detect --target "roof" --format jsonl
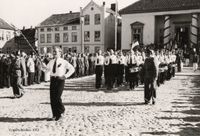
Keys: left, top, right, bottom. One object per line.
{"left": 119, "top": 0, "right": 200, "bottom": 15}
{"left": 0, "top": 18, "right": 14, "bottom": 30}
{"left": 38, "top": 12, "right": 80, "bottom": 27}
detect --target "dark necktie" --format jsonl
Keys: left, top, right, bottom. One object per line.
{"left": 110, "top": 58, "right": 112, "bottom": 64}
{"left": 97, "top": 58, "right": 99, "bottom": 64}
{"left": 53, "top": 59, "right": 57, "bottom": 73}
{"left": 130, "top": 57, "right": 132, "bottom": 64}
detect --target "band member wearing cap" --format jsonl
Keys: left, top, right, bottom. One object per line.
{"left": 43, "top": 47, "right": 75, "bottom": 121}
{"left": 95, "top": 50, "right": 104, "bottom": 89}
{"left": 143, "top": 49, "right": 158, "bottom": 104}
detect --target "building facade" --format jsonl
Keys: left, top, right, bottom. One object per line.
{"left": 120, "top": 0, "right": 200, "bottom": 52}
{"left": 36, "top": 0, "right": 118, "bottom": 54}
{"left": 0, "top": 18, "right": 14, "bottom": 52}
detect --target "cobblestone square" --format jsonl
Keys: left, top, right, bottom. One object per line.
{"left": 0, "top": 68, "right": 199, "bottom": 136}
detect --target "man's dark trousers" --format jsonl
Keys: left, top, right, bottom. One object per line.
{"left": 50, "top": 77, "right": 65, "bottom": 118}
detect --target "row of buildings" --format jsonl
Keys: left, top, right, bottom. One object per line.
{"left": 1, "top": 0, "right": 200, "bottom": 54}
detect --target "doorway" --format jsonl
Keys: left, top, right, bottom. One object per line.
{"left": 175, "top": 26, "right": 190, "bottom": 49}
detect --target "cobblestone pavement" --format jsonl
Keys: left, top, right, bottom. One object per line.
{"left": 0, "top": 68, "right": 199, "bottom": 136}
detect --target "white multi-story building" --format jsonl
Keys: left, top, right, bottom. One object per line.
{"left": 36, "top": 0, "right": 117, "bottom": 54}
{"left": 0, "top": 18, "right": 14, "bottom": 52}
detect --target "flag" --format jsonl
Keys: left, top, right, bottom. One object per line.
{"left": 131, "top": 41, "right": 139, "bottom": 49}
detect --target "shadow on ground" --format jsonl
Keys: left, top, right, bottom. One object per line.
{"left": 141, "top": 75, "right": 200, "bottom": 136}
{"left": 0, "top": 117, "right": 49, "bottom": 122}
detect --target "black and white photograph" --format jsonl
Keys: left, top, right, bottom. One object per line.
{"left": 0, "top": 0, "right": 200, "bottom": 135}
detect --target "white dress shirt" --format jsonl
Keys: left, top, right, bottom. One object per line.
{"left": 95, "top": 55, "right": 104, "bottom": 66}
{"left": 47, "top": 58, "right": 75, "bottom": 78}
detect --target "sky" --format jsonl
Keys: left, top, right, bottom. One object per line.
{"left": 0, "top": 0, "right": 138, "bottom": 29}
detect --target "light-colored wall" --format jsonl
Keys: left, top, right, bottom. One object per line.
{"left": 37, "top": 24, "right": 82, "bottom": 53}
{"left": 82, "top": 2, "right": 105, "bottom": 52}
{"left": 0, "top": 29, "right": 14, "bottom": 49}
{"left": 121, "top": 9, "right": 200, "bottom": 50}
{"left": 121, "top": 13, "right": 155, "bottom": 50}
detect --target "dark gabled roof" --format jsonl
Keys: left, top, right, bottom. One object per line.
{"left": 38, "top": 12, "right": 80, "bottom": 27}
{"left": 0, "top": 18, "right": 14, "bottom": 30}
{"left": 119, "top": 0, "right": 200, "bottom": 15}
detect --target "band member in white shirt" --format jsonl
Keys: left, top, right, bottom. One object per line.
{"left": 43, "top": 47, "right": 75, "bottom": 121}
{"left": 109, "top": 49, "right": 118, "bottom": 90}
{"left": 104, "top": 51, "right": 111, "bottom": 89}
{"left": 127, "top": 49, "right": 140, "bottom": 90}
{"left": 95, "top": 50, "right": 104, "bottom": 89}
{"left": 117, "top": 51, "right": 126, "bottom": 86}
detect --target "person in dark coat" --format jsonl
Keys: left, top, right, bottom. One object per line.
{"left": 143, "top": 49, "right": 159, "bottom": 104}
{"left": 11, "top": 51, "right": 26, "bottom": 98}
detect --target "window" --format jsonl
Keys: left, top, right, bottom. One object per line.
{"left": 63, "top": 33, "right": 69, "bottom": 42}
{"left": 40, "top": 28, "right": 44, "bottom": 32}
{"left": 47, "top": 47, "right": 52, "bottom": 53}
{"left": 84, "top": 31, "right": 90, "bottom": 42}
{"left": 55, "top": 27, "right": 59, "bottom": 31}
{"left": 47, "top": 27, "right": 52, "bottom": 32}
{"left": 55, "top": 33, "right": 60, "bottom": 43}
{"left": 6, "top": 32, "right": 11, "bottom": 41}
{"left": 84, "top": 46, "right": 89, "bottom": 53}
{"left": 71, "top": 32, "right": 77, "bottom": 42}
{"left": 72, "top": 47, "right": 77, "bottom": 53}
{"left": 40, "top": 34, "right": 45, "bottom": 43}
{"left": 95, "top": 47, "right": 100, "bottom": 53}
{"left": 131, "top": 22, "right": 144, "bottom": 44}
{"left": 47, "top": 34, "right": 52, "bottom": 43}
{"left": 95, "top": 14, "right": 101, "bottom": 25}
{"left": 72, "top": 26, "right": 77, "bottom": 30}
{"left": 95, "top": 31, "right": 101, "bottom": 41}
{"left": 40, "top": 47, "right": 44, "bottom": 54}
{"left": 63, "top": 26, "right": 68, "bottom": 31}
{"left": 63, "top": 47, "right": 69, "bottom": 54}
{"left": 84, "top": 15, "right": 90, "bottom": 25}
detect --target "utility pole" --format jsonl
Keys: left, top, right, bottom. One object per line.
{"left": 114, "top": 0, "right": 118, "bottom": 51}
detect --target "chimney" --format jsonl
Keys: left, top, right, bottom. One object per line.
{"left": 111, "top": 3, "right": 116, "bottom": 12}
{"left": 23, "top": 26, "right": 25, "bottom": 30}
{"left": 103, "top": 1, "right": 105, "bottom": 6}
{"left": 69, "top": 11, "right": 72, "bottom": 14}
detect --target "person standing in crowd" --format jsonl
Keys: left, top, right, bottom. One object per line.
{"left": 109, "top": 49, "right": 118, "bottom": 90}
{"left": 10, "top": 51, "right": 26, "bottom": 98}
{"left": 127, "top": 50, "right": 140, "bottom": 90}
{"left": 21, "top": 52, "right": 28, "bottom": 86}
{"left": 104, "top": 51, "right": 111, "bottom": 89}
{"left": 143, "top": 49, "right": 158, "bottom": 104}
{"left": 95, "top": 50, "right": 104, "bottom": 89}
{"left": 84, "top": 53, "right": 89, "bottom": 76}
{"left": 192, "top": 49, "right": 199, "bottom": 72}
{"left": 27, "top": 54, "right": 35, "bottom": 85}
{"left": 35, "top": 56, "right": 42, "bottom": 84}
{"left": 176, "top": 50, "right": 183, "bottom": 72}
{"left": 43, "top": 54, "right": 51, "bottom": 82}
{"left": 43, "top": 47, "right": 75, "bottom": 121}
{"left": 117, "top": 50, "right": 126, "bottom": 87}
{"left": 4, "top": 54, "right": 12, "bottom": 88}
{"left": 70, "top": 53, "right": 77, "bottom": 78}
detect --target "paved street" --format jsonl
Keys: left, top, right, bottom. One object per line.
{"left": 0, "top": 67, "right": 200, "bottom": 136}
